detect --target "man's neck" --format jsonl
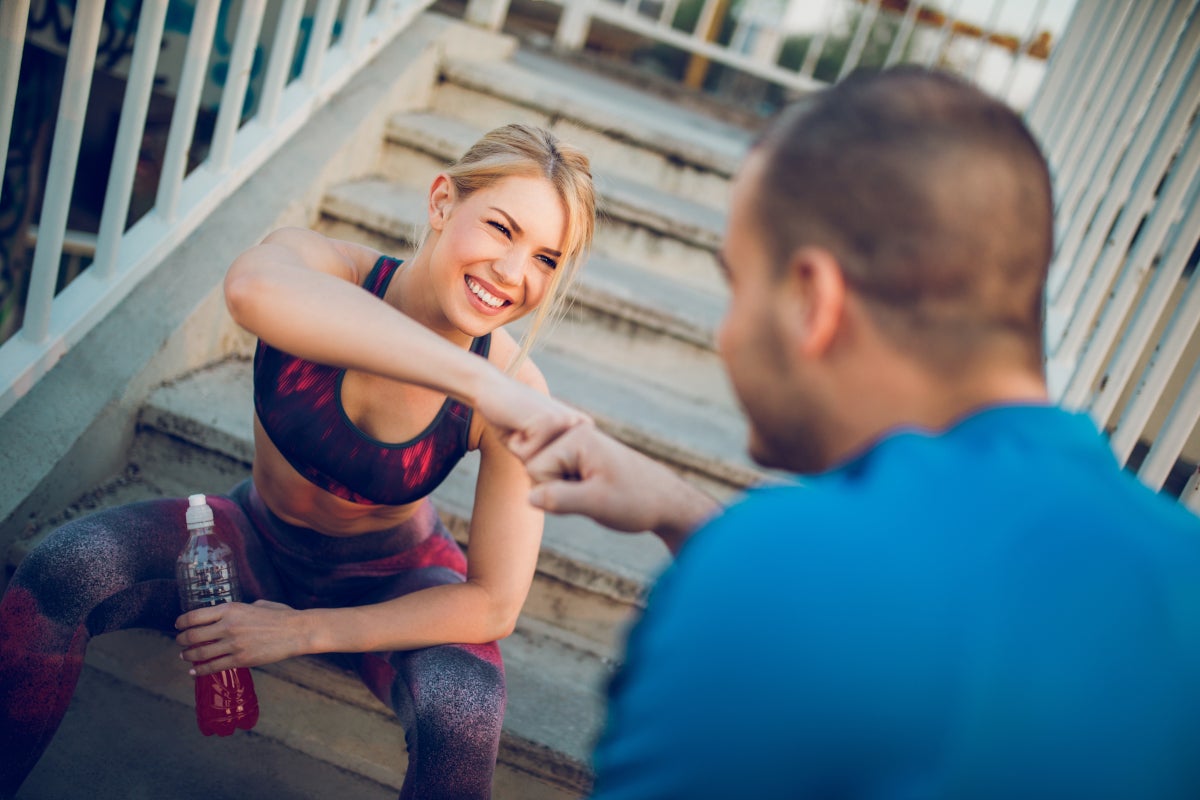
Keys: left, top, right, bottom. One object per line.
{"left": 823, "top": 363, "right": 1050, "bottom": 469}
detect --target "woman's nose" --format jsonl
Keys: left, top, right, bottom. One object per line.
{"left": 493, "top": 251, "right": 524, "bottom": 285}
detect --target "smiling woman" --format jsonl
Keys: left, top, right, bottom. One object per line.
{"left": 0, "top": 125, "right": 597, "bottom": 800}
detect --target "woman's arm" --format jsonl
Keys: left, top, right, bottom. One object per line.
{"left": 227, "top": 226, "right": 586, "bottom": 444}
{"left": 303, "top": 397, "right": 545, "bottom": 652}
{"left": 176, "top": 363, "right": 551, "bottom": 671}
{"left": 227, "top": 227, "right": 492, "bottom": 404}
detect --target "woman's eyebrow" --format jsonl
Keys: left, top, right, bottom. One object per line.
{"left": 490, "top": 206, "right": 562, "bottom": 257}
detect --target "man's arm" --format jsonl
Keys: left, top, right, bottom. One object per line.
{"left": 520, "top": 423, "right": 721, "bottom": 555}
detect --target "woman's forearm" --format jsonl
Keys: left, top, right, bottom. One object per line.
{"left": 225, "top": 235, "right": 500, "bottom": 407}
{"left": 300, "top": 581, "right": 518, "bottom": 656}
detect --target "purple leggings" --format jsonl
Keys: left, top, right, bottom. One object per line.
{"left": 0, "top": 479, "right": 505, "bottom": 800}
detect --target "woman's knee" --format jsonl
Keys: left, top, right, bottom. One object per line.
{"left": 11, "top": 500, "right": 182, "bottom": 627}
{"left": 402, "top": 644, "right": 506, "bottom": 742}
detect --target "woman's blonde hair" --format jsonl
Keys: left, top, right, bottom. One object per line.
{"left": 442, "top": 123, "right": 596, "bottom": 373}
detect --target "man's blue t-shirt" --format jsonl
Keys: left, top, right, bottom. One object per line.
{"left": 590, "top": 406, "right": 1200, "bottom": 799}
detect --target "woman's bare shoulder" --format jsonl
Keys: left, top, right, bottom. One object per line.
{"left": 257, "top": 228, "right": 381, "bottom": 283}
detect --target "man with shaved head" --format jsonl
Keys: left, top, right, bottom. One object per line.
{"left": 507, "top": 67, "right": 1200, "bottom": 798}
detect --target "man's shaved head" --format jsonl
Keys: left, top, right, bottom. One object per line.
{"left": 750, "top": 67, "right": 1054, "bottom": 373}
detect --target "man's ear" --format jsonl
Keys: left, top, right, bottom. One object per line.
{"left": 778, "top": 246, "right": 846, "bottom": 358}
{"left": 428, "top": 174, "right": 454, "bottom": 231}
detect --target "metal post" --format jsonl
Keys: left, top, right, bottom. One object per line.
{"left": 1056, "top": 0, "right": 1181, "bottom": 227}
{"left": 302, "top": 0, "right": 339, "bottom": 87}
{"left": 1025, "top": 0, "right": 1104, "bottom": 142}
{"left": 883, "top": 0, "right": 921, "bottom": 68}
{"left": 0, "top": 0, "right": 30, "bottom": 211}
{"left": 155, "top": 0, "right": 220, "bottom": 223}
{"left": 1048, "top": 25, "right": 1200, "bottom": 306}
{"left": 1181, "top": 469, "right": 1200, "bottom": 516}
{"left": 556, "top": 0, "right": 594, "bottom": 51}
{"left": 922, "top": 0, "right": 965, "bottom": 69}
{"left": 1062, "top": 123, "right": 1200, "bottom": 409}
{"left": 22, "top": 2, "right": 104, "bottom": 345}
{"left": 93, "top": 0, "right": 170, "bottom": 280}
{"left": 684, "top": 0, "right": 731, "bottom": 89}
{"left": 1041, "top": 1, "right": 1131, "bottom": 171}
{"left": 1109, "top": 186, "right": 1200, "bottom": 465}
{"left": 1049, "top": 50, "right": 1200, "bottom": 355}
{"left": 800, "top": 0, "right": 839, "bottom": 78}
{"left": 465, "top": 0, "right": 511, "bottom": 31}
{"left": 1088, "top": 176, "right": 1200, "bottom": 426}
{"left": 999, "top": 0, "right": 1047, "bottom": 101}
{"left": 837, "top": 0, "right": 880, "bottom": 81}
{"left": 967, "top": 0, "right": 1005, "bottom": 83}
{"left": 1137, "top": 359, "right": 1200, "bottom": 492}
{"left": 209, "top": 0, "right": 266, "bottom": 173}
{"left": 1053, "top": 1, "right": 1154, "bottom": 200}
{"left": 341, "top": 0, "right": 369, "bottom": 48}
{"left": 257, "top": 0, "right": 304, "bottom": 127}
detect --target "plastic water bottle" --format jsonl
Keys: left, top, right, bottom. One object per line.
{"left": 176, "top": 493, "right": 260, "bottom": 736}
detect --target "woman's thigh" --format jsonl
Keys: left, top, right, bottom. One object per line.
{"left": 8, "top": 490, "right": 283, "bottom": 636}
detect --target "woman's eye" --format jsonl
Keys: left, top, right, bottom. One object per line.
{"left": 488, "top": 221, "right": 511, "bottom": 238}
{"left": 537, "top": 255, "right": 558, "bottom": 270}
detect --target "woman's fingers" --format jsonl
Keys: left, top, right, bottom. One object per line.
{"left": 179, "top": 640, "right": 229, "bottom": 665}
{"left": 175, "top": 604, "right": 224, "bottom": 632}
{"left": 187, "top": 653, "right": 239, "bottom": 677}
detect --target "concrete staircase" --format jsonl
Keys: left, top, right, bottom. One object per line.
{"left": 5, "top": 23, "right": 767, "bottom": 800}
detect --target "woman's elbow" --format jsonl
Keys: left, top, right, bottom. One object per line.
{"left": 477, "top": 600, "right": 520, "bottom": 643}
{"left": 223, "top": 259, "right": 264, "bottom": 326}
{"left": 492, "top": 614, "right": 518, "bottom": 642}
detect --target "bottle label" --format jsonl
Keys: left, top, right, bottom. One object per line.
{"left": 179, "top": 561, "right": 239, "bottom": 609}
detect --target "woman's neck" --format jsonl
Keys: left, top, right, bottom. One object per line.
{"left": 388, "top": 247, "right": 473, "bottom": 347}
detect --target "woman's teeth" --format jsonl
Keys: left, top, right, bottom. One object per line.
{"left": 467, "top": 278, "right": 506, "bottom": 309}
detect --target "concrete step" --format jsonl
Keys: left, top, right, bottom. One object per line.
{"left": 431, "top": 51, "right": 752, "bottom": 209}
{"left": 568, "top": 252, "right": 725, "bottom": 352}
{"left": 380, "top": 111, "right": 727, "bottom": 292}
{"left": 6, "top": 457, "right": 611, "bottom": 798}
{"left": 16, "top": 660, "right": 400, "bottom": 800}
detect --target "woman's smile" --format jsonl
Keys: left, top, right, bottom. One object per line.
{"left": 465, "top": 275, "right": 514, "bottom": 314}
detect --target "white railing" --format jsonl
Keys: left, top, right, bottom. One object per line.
{"left": 0, "top": 0, "right": 434, "bottom": 416}
{"left": 1034, "top": 0, "right": 1200, "bottom": 511}
{"left": 466, "top": 0, "right": 1068, "bottom": 108}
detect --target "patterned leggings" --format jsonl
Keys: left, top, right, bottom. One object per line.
{"left": 0, "top": 479, "right": 505, "bottom": 800}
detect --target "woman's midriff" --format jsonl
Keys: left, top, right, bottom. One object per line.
{"left": 251, "top": 418, "right": 425, "bottom": 537}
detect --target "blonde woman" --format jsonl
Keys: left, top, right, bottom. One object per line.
{"left": 0, "top": 124, "right": 595, "bottom": 799}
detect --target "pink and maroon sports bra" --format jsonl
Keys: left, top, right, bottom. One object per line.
{"left": 253, "top": 256, "right": 492, "bottom": 506}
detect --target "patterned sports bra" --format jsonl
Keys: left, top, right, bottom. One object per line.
{"left": 253, "top": 256, "right": 491, "bottom": 506}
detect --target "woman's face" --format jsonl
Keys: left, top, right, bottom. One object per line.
{"left": 427, "top": 173, "right": 567, "bottom": 337}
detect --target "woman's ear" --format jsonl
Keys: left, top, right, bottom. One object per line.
{"left": 778, "top": 246, "right": 846, "bottom": 358}
{"left": 428, "top": 174, "right": 454, "bottom": 231}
